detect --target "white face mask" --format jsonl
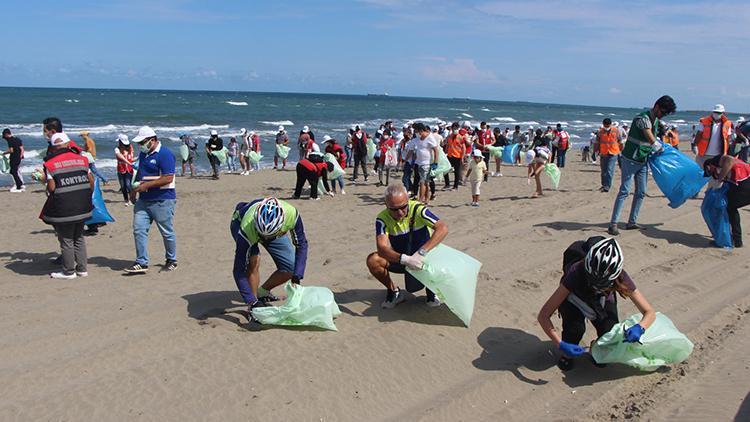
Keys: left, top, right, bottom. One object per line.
{"left": 140, "top": 140, "right": 152, "bottom": 153}
{"left": 713, "top": 112, "right": 722, "bottom": 121}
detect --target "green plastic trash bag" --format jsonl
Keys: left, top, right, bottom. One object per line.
{"left": 486, "top": 145, "right": 503, "bottom": 158}
{"left": 543, "top": 163, "right": 560, "bottom": 189}
{"left": 591, "top": 312, "right": 694, "bottom": 372}
{"left": 276, "top": 144, "right": 291, "bottom": 159}
{"left": 251, "top": 282, "right": 342, "bottom": 331}
{"left": 324, "top": 153, "right": 345, "bottom": 180}
{"left": 179, "top": 144, "right": 189, "bottom": 162}
{"left": 81, "top": 151, "right": 95, "bottom": 163}
{"left": 247, "top": 151, "right": 263, "bottom": 165}
{"left": 430, "top": 149, "right": 452, "bottom": 178}
{"left": 211, "top": 147, "right": 228, "bottom": 165}
{"left": 406, "top": 244, "right": 482, "bottom": 326}
{"left": 366, "top": 139, "right": 376, "bottom": 161}
{"left": 0, "top": 155, "right": 8, "bottom": 173}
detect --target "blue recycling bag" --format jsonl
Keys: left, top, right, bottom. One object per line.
{"left": 502, "top": 143, "right": 520, "bottom": 164}
{"left": 648, "top": 143, "right": 708, "bottom": 208}
{"left": 701, "top": 184, "right": 732, "bottom": 248}
{"left": 85, "top": 179, "right": 115, "bottom": 225}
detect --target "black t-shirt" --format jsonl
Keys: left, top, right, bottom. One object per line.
{"left": 561, "top": 261, "right": 636, "bottom": 303}
{"left": 5, "top": 136, "right": 23, "bottom": 162}
{"left": 206, "top": 137, "right": 223, "bottom": 151}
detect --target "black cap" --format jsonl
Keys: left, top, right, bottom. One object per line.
{"left": 2, "top": 128, "right": 10, "bottom": 136}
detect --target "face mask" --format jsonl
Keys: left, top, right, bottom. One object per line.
{"left": 140, "top": 140, "right": 152, "bottom": 153}
{"left": 713, "top": 112, "right": 722, "bottom": 121}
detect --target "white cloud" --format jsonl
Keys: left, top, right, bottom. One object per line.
{"left": 609, "top": 87, "right": 622, "bottom": 94}
{"left": 421, "top": 58, "right": 498, "bottom": 84}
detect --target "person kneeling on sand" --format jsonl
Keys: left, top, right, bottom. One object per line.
{"left": 230, "top": 197, "right": 309, "bottom": 322}
{"left": 537, "top": 237, "right": 656, "bottom": 371}
{"left": 366, "top": 183, "right": 448, "bottom": 308}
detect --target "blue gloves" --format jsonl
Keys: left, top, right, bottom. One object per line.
{"left": 559, "top": 341, "right": 586, "bottom": 357}
{"left": 623, "top": 323, "right": 645, "bottom": 343}
{"left": 430, "top": 162, "right": 438, "bottom": 171}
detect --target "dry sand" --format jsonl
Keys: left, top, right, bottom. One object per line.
{"left": 1, "top": 157, "right": 749, "bottom": 421}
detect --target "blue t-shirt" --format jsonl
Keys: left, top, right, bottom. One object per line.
{"left": 136, "top": 143, "right": 176, "bottom": 201}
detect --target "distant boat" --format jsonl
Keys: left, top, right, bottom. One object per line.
{"left": 367, "top": 93, "right": 390, "bottom": 97}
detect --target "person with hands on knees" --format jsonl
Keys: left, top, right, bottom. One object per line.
{"left": 230, "top": 197, "right": 309, "bottom": 323}
{"left": 366, "top": 183, "right": 448, "bottom": 309}
{"left": 537, "top": 237, "right": 656, "bottom": 371}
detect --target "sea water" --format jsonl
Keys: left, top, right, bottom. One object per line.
{"left": 0, "top": 87, "right": 727, "bottom": 186}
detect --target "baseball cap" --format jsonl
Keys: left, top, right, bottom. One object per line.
{"left": 713, "top": 104, "right": 725, "bottom": 113}
{"left": 132, "top": 126, "right": 157, "bottom": 144}
{"left": 472, "top": 149, "right": 483, "bottom": 158}
{"left": 210, "top": 129, "right": 218, "bottom": 136}
{"left": 50, "top": 132, "right": 71, "bottom": 146}
{"left": 278, "top": 125, "right": 285, "bottom": 131}
{"left": 117, "top": 134, "right": 130, "bottom": 145}
{"left": 302, "top": 125, "right": 309, "bottom": 133}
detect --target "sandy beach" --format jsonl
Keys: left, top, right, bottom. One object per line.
{"left": 1, "top": 158, "right": 749, "bottom": 421}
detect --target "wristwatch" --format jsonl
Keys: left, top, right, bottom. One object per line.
{"left": 417, "top": 248, "right": 427, "bottom": 257}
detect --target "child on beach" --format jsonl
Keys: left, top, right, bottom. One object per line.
{"left": 227, "top": 137, "right": 238, "bottom": 173}
{"left": 466, "top": 149, "right": 487, "bottom": 207}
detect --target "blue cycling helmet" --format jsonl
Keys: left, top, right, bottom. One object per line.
{"left": 254, "top": 197, "right": 285, "bottom": 238}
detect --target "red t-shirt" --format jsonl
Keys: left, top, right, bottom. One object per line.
{"left": 325, "top": 144, "right": 346, "bottom": 168}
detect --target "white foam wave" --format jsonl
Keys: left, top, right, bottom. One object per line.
{"left": 260, "top": 120, "right": 294, "bottom": 126}
{"left": 547, "top": 121, "right": 568, "bottom": 125}
{"left": 670, "top": 119, "right": 686, "bottom": 123}
{"left": 411, "top": 117, "right": 446, "bottom": 125}
{"left": 594, "top": 113, "right": 604, "bottom": 116}
{"left": 571, "top": 120, "right": 585, "bottom": 124}
{"left": 492, "top": 117, "right": 516, "bottom": 122}
{"left": 460, "top": 113, "right": 473, "bottom": 118}
{"left": 226, "top": 101, "right": 248, "bottom": 106}
{"left": 480, "top": 108, "right": 491, "bottom": 112}
{"left": 64, "top": 99, "right": 80, "bottom": 103}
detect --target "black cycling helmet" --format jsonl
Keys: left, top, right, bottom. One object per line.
{"left": 584, "top": 237, "right": 624, "bottom": 291}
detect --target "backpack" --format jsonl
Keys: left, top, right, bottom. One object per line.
{"left": 562, "top": 236, "right": 605, "bottom": 274}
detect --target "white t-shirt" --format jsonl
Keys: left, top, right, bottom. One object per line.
{"left": 706, "top": 121, "right": 723, "bottom": 156}
{"left": 415, "top": 134, "right": 438, "bottom": 166}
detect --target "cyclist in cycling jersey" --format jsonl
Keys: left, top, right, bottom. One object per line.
{"left": 230, "top": 197, "right": 308, "bottom": 320}
{"left": 366, "top": 183, "right": 448, "bottom": 309}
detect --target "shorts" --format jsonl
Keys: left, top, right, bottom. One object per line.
{"left": 417, "top": 165, "right": 432, "bottom": 184}
{"left": 387, "top": 262, "right": 426, "bottom": 292}
{"left": 471, "top": 180, "right": 481, "bottom": 195}
{"left": 249, "top": 235, "right": 295, "bottom": 273}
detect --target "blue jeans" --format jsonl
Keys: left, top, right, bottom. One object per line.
{"left": 228, "top": 155, "right": 238, "bottom": 172}
{"left": 556, "top": 149, "right": 568, "bottom": 168}
{"left": 610, "top": 157, "right": 648, "bottom": 225}
{"left": 117, "top": 172, "right": 133, "bottom": 202}
{"left": 133, "top": 199, "right": 176, "bottom": 265}
{"left": 89, "top": 162, "right": 108, "bottom": 183}
{"left": 345, "top": 146, "right": 353, "bottom": 167}
{"left": 250, "top": 235, "right": 295, "bottom": 273}
{"left": 599, "top": 154, "right": 618, "bottom": 190}
{"left": 331, "top": 175, "right": 345, "bottom": 192}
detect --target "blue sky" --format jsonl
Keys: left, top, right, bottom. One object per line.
{"left": 2, "top": 0, "right": 749, "bottom": 111}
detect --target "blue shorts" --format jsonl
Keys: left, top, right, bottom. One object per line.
{"left": 250, "top": 235, "right": 295, "bottom": 273}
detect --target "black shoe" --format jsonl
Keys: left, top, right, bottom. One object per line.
{"left": 557, "top": 356, "right": 575, "bottom": 371}
{"left": 607, "top": 225, "right": 620, "bottom": 236}
{"left": 430, "top": 193, "right": 436, "bottom": 201}
{"left": 247, "top": 300, "right": 267, "bottom": 323}
{"left": 599, "top": 187, "right": 609, "bottom": 192}
{"left": 734, "top": 237, "right": 743, "bottom": 248}
{"left": 624, "top": 223, "right": 641, "bottom": 230}
{"left": 259, "top": 291, "right": 281, "bottom": 304}
{"left": 164, "top": 260, "right": 177, "bottom": 271}
{"left": 124, "top": 263, "right": 148, "bottom": 274}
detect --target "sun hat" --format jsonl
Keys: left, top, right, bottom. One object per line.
{"left": 132, "top": 126, "right": 157, "bottom": 144}
{"left": 713, "top": 104, "right": 725, "bottom": 113}
{"left": 323, "top": 135, "right": 333, "bottom": 142}
{"left": 210, "top": 129, "right": 218, "bottom": 136}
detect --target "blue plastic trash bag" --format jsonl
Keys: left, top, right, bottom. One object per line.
{"left": 591, "top": 312, "right": 694, "bottom": 371}
{"left": 430, "top": 149, "right": 452, "bottom": 178}
{"left": 251, "top": 282, "right": 342, "bottom": 331}
{"left": 406, "top": 244, "right": 482, "bottom": 326}
{"left": 543, "top": 163, "right": 561, "bottom": 189}
{"left": 486, "top": 145, "right": 503, "bottom": 158}
{"left": 701, "top": 184, "right": 733, "bottom": 248}
{"left": 502, "top": 144, "right": 520, "bottom": 164}
{"left": 648, "top": 143, "right": 708, "bottom": 208}
{"left": 85, "top": 179, "right": 115, "bottom": 225}
{"left": 275, "top": 144, "right": 291, "bottom": 159}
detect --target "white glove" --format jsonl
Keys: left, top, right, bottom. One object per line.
{"left": 650, "top": 141, "right": 663, "bottom": 155}
{"left": 400, "top": 253, "right": 424, "bottom": 270}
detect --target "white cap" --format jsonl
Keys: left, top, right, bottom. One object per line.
{"left": 249, "top": 131, "right": 256, "bottom": 135}
{"left": 323, "top": 135, "right": 332, "bottom": 142}
{"left": 50, "top": 132, "right": 71, "bottom": 146}
{"left": 612, "top": 121, "right": 619, "bottom": 127}
{"left": 302, "top": 125, "right": 309, "bottom": 133}
{"left": 713, "top": 104, "right": 725, "bottom": 113}
{"left": 240, "top": 128, "right": 247, "bottom": 134}
{"left": 210, "top": 129, "right": 218, "bottom": 136}
{"left": 278, "top": 125, "right": 285, "bottom": 132}
{"left": 132, "top": 126, "right": 157, "bottom": 144}
{"left": 463, "top": 120, "right": 471, "bottom": 128}
{"left": 117, "top": 134, "right": 130, "bottom": 145}
{"left": 472, "top": 149, "right": 483, "bottom": 158}
{"left": 737, "top": 116, "right": 746, "bottom": 123}
{"left": 528, "top": 126, "right": 534, "bottom": 130}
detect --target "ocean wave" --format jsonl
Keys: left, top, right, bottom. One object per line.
{"left": 480, "top": 108, "right": 491, "bottom": 112}
{"left": 492, "top": 117, "right": 516, "bottom": 122}
{"left": 670, "top": 119, "right": 686, "bottom": 123}
{"left": 547, "top": 121, "right": 568, "bottom": 125}
{"left": 460, "top": 113, "right": 473, "bottom": 118}
{"left": 594, "top": 113, "right": 604, "bottom": 116}
{"left": 226, "top": 101, "right": 248, "bottom": 106}
{"left": 64, "top": 99, "right": 80, "bottom": 103}
{"left": 411, "top": 117, "right": 446, "bottom": 125}
{"left": 260, "top": 120, "right": 294, "bottom": 126}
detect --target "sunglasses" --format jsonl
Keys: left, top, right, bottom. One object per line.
{"left": 387, "top": 203, "right": 408, "bottom": 212}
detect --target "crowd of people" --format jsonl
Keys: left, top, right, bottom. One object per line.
{"left": 5, "top": 95, "right": 750, "bottom": 375}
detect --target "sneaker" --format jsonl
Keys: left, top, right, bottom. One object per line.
{"left": 599, "top": 187, "right": 609, "bottom": 192}
{"left": 472, "top": 202, "right": 480, "bottom": 207}
{"left": 124, "top": 263, "right": 149, "bottom": 274}
{"left": 607, "top": 225, "right": 620, "bottom": 236}
{"left": 426, "top": 295, "right": 441, "bottom": 307}
{"left": 340, "top": 189, "right": 346, "bottom": 195}
{"left": 247, "top": 300, "right": 267, "bottom": 323}
{"left": 76, "top": 271, "right": 89, "bottom": 277}
{"left": 557, "top": 356, "right": 575, "bottom": 371}
{"left": 381, "top": 289, "right": 405, "bottom": 309}
{"left": 164, "top": 260, "right": 178, "bottom": 271}
{"left": 9, "top": 187, "right": 24, "bottom": 193}
{"left": 496, "top": 173, "right": 503, "bottom": 177}
{"left": 624, "top": 223, "right": 641, "bottom": 230}
{"left": 258, "top": 291, "right": 281, "bottom": 304}
{"left": 50, "top": 271, "right": 77, "bottom": 279}
{"left": 124, "top": 202, "right": 130, "bottom": 207}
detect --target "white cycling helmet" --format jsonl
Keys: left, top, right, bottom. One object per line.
{"left": 584, "top": 237, "right": 624, "bottom": 290}
{"left": 254, "top": 197, "right": 285, "bottom": 238}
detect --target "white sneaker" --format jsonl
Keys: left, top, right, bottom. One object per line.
{"left": 10, "top": 187, "right": 23, "bottom": 193}
{"left": 340, "top": 189, "right": 346, "bottom": 195}
{"left": 124, "top": 202, "right": 130, "bottom": 207}
{"left": 76, "top": 271, "right": 88, "bottom": 277}
{"left": 50, "top": 272, "right": 77, "bottom": 279}
{"left": 426, "top": 295, "right": 441, "bottom": 307}
{"left": 490, "top": 172, "right": 496, "bottom": 177}
{"left": 496, "top": 173, "right": 503, "bottom": 177}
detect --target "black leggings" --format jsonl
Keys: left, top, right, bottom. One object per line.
{"left": 559, "top": 296, "right": 619, "bottom": 345}
{"left": 294, "top": 164, "right": 320, "bottom": 199}
{"left": 444, "top": 156, "right": 462, "bottom": 189}
{"left": 10, "top": 158, "right": 23, "bottom": 189}
{"left": 728, "top": 179, "right": 750, "bottom": 244}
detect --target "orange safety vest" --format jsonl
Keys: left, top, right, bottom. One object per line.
{"left": 696, "top": 115, "right": 731, "bottom": 156}
{"left": 664, "top": 129, "right": 679, "bottom": 147}
{"left": 597, "top": 127, "right": 620, "bottom": 155}
{"left": 446, "top": 134, "right": 464, "bottom": 159}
